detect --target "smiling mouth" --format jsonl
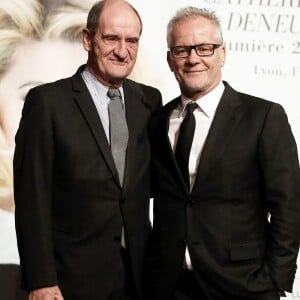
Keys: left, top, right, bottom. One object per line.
{"left": 184, "top": 70, "right": 207, "bottom": 75}
{"left": 111, "top": 61, "right": 128, "bottom": 66}
{"left": 184, "top": 69, "right": 206, "bottom": 73}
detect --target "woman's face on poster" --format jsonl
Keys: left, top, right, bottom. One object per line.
{"left": 0, "top": 39, "right": 86, "bottom": 149}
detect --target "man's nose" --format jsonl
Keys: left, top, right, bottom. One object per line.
{"left": 186, "top": 48, "right": 201, "bottom": 64}
{"left": 113, "top": 40, "right": 128, "bottom": 58}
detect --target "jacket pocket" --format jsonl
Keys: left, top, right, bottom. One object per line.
{"left": 229, "top": 239, "right": 266, "bottom": 261}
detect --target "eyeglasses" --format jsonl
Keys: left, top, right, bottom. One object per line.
{"left": 170, "top": 43, "right": 222, "bottom": 58}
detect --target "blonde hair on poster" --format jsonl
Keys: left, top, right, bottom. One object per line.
{"left": 0, "top": 0, "right": 96, "bottom": 211}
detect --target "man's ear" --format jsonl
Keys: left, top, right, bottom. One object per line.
{"left": 219, "top": 43, "right": 226, "bottom": 67}
{"left": 82, "top": 28, "right": 92, "bottom": 51}
{"left": 167, "top": 51, "right": 174, "bottom": 72}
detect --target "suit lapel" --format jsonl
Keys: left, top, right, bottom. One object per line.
{"left": 71, "top": 66, "right": 120, "bottom": 186}
{"left": 122, "top": 80, "right": 151, "bottom": 191}
{"left": 156, "top": 98, "right": 189, "bottom": 194}
{"left": 122, "top": 81, "right": 139, "bottom": 191}
{"left": 192, "top": 83, "right": 244, "bottom": 192}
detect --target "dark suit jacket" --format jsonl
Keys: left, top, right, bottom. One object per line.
{"left": 147, "top": 82, "right": 300, "bottom": 300}
{"left": 13, "top": 65, "right": 162, "bottom": 300}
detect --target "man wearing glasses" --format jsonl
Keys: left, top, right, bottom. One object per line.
{"left": 146, "top": 6, "right": 300, "bottom": 300}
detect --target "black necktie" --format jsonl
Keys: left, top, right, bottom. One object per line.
{"left": 107, "top": 87, "right": 128, "bottom": 186}
{"left": 175, "top": 102, "right": 198, "bottom": 188}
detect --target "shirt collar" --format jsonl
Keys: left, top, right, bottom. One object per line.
{"left": 179, "top": 82, "right": 224, "bottom": 118}
{"left": 82, "top": 67, "right": 125, "bottom": 103}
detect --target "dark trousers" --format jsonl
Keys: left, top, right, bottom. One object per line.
{"left": 0, "top": 264, "right": 28, "bottom": 300}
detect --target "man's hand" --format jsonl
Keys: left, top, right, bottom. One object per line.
{"left": 29, "top": 285, "right": 64, "bottom": 300}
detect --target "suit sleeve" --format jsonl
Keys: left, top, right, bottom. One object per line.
{"left": 259, "top": 103, "right": 300, "bottom": 292}
{"left": 143, "top": 86, "right": 163, "bottom": 114}
{"left": 14, "top": 87, "right": 57, "bottom": 290}
{"left": 147, "top": 88, "right": 162, "bottom": 199}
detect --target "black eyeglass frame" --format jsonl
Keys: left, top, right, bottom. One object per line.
{"left": 170, "top": 43, "right": 222, "bottom": 58}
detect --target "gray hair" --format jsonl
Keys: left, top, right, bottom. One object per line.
{"left": 167, "top": 7, "right": 223, "bottom": 47}
{"left": 86, "top": 0, "right": 143, "bottom": 35}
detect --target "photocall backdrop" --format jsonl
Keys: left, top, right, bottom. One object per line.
{"left": 0, "top": 0, "right": 299, "bottom": 298}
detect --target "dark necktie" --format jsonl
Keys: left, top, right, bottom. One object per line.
{"left": 175, "top": 102, "right": 198, "bottom": 188}
{"left": 107, "top": 87, "right": 128, "bottom": 186}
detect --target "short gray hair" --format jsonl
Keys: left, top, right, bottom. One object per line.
{"left": 167, "top": 7, "right": 223, "bottom": 47}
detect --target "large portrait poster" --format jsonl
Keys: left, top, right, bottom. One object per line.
{"left": 0, "top": 0, "right": 299, "bottom": 298}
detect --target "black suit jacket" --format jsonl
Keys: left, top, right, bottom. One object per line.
{"left": 147, "top": 82, "right": 300, "bottom": 299}
{"left": 14, "top": 65, "right": 162, "bottom": 300}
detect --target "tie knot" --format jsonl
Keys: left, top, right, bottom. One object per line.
{"left": 107, "top": 87, "right": 121, "bottom": 100}
{"left": 186, "top": 102, "right": 198, "bottom": 114}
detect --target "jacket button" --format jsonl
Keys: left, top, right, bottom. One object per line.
{"left": 176, "top": 239, "right": 186, "bottom": 247}
{"left": 189, "top": 199, "right": 196, "bottom": 207}
{"left": 113, "top": 236, "right": 121, "bottom": 243}
{"left": 186, "top": 196, "right": 196, "bottom": 207}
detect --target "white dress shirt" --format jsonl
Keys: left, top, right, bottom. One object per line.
{"left": 168, "top": 82, "right": 225, "bottom": 269}
{"left": 81, "top": 67, "right": 125, "bottom": 143}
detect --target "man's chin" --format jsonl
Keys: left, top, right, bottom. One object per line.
{"left": 108, "top": 71, "right": 132, "bottom": 83}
